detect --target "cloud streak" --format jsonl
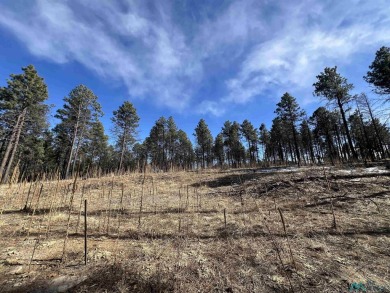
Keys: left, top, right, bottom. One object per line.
{"left": 0, "top": 0, "right": 389, "bottom": 116}
{"left": 222, "top": 0, "right": 390, "bottom": 108}
{"left": 0, "top": 0, "right": 197, "bottom": 110}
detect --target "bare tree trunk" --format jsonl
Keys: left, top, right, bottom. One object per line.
{"left": 0, "top": 112, "right": 22, "bottom": 182}
{"left": 325, "top": 131, "right": 335, "bottom": 166}
{"left": 118, "top": 128, "right": 128, "bottom": 174}
{"left": 65, "top": 125, "right": 79, "bottom": 179}
{"left": 292, "top": 124, "right": 301, "bottom": 166}
{"left": 364, "top": 96, "right": 388, "bottom": 158}
{"left": 337, "top": 98, "right": 358, "bottom": 160}
{"left": 2, "top": 110, "right": 26, "bottom": 184}
{"left": 162, "top": 127, "right": 166, "bottom": 171}
{"left": 334, "top": 125, "right": 346, "bottom": 162}
{"left": 65, "top": 106, "right": 82, "bottom": 179}
{"left": 306, "top": 126, "right": 315, "bottom": 164}
{"left": 0, "top": 109, "right": 26, "bottom": 184}
{"left": 71, "top": 121, "right": 87, "bottom": 177}
{"left": 356, "top": 105, "right": 375, "bottom": 162}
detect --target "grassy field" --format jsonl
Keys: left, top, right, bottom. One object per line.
{"left": 0, "top": 166, "right": 389, "bottom": 292}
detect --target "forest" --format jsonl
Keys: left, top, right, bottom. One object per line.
{"left": 0, "top": 46, "right": 389, "bottom": 183}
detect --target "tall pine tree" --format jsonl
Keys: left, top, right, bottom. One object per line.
{"left": 194, "top": 119, "right": 213, "bottom": 168}
{"left": 313, "top": 67, "right": 358, "bottom": 160}
{"left": 54, "top": 85, "right": 102, "bottom": 178}
{"left": 275, "top": 93, "right": 305, "bottom": 166}
{"left": 111, "top": 101, "right": 140, "bottom": 173}
{"left": 0, "top": 65, "right": 48, "bottom": 183}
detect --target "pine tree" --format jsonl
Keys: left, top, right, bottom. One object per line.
{"left": 111, "top": 101, "right": 140, "bottom": 173}
{"left": 299, "top": 120, "right": 315, "bottom": 164}
{"left": 144, "top": 117, "right": 194, "bottom": 171}
{"left": 259, "top": 123, "right": 270, "bottom": 163}
{"left": 41, "top": 130, "right": 57, "bottom": 176}
{"left": 269, "top": 118, "right": 288, "bottom": 164}
{"left": 355, "top": 93, "right": 388, "bottom": 158}
{"left": 175, "top": 130, "right": 194, "bottom": 170}
{"left": 222, "top": 121, "right": 244, "bottom": 168}
{"left": 194, "top": 119, "right": 213, "bottom": 168}
{"left": 133, "top": 142, "right": 148, "bottom": 173}
{"left": 348, "top": 110, "right": 374, "bottom": 162}
{"left": 213, "top": 133, "right": 225, "bottom": 167}
{"left": 84, "top": 121, "right": 110, "bottom": 175}
{"left": 0, "top": 65, "right": 48, "bottom": 183}
{"left": 309, "top": 107, "right": 339, "bottom": 165}
{"left": 166, "top": 116, "right": 179, "bottom": 171}
{"left": 240, "top": 119, "right": 258, "bottom": 166}
{"left": 54, "top": 85, "right": 102, "bottom": 178}
{"left": 146, "top": 117, "right": 167, "bottom": 171}
{"left": 275, "top": 93, "right": 305, "bottom": 166}
{"left": 313, "top": 67, "right": 359, "bottom": 160}
{"left": 364, "top": 46, "right": 390, "bottom": 99}
{"left": 18, "top": 107, "right": 49, "bottom": 179}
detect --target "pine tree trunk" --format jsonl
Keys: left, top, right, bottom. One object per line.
{"left": 292, "top": 124, "right": 301, "bottom": 167}
{"left": 0, "top": 136, "right": 8, "bottom": 157}
{"left": 306, "top": 127, "right": 315, "bottom": 164}
{"left": 202, "top": 145, "right": 205, "bottom": 169}
{"left": 334, "top": 125, "right": 345, "bottom": 162}
{"left": 337, "top": 98, "right": 358, "bottom": 160}
{"left": 278, "top": 143, "right": 284, "bottom": 164}
{"left": 366, "top": 99, "right": 387, "bottom": 158}
{"left": 288, "top": 140, "right": 295, "bottom": 164}
{"left": 162, "top": 128, "right": 166, "bottom": 171}
{"left": 0, "top": 110, "right": 24, "bottom": 183}
{"left": 71, "top": 137, "right": 81, "bottom": 177}
{"left": 118, "top": 130, "right": 127, "bottom": 174}
{"left": 1, "top": 109, "right": 26, "bottom": 184}
{"left": 325, "top": 131, "right": 335, "bottom": 165}
{"left": 357, "top": 107, "right": 375, "bottom": 162}
{"left": 246, "top": 138, "right": 250, "bottom": 166}
{"left": 71, "top": 113, "right": 89, "bottom": 177}
{"left": 65, "top": 121, "right": 79, "bottom": 179}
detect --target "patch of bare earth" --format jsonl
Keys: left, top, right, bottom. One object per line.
{"left": 0, "top": 166, "right": 389, "bottom": 292}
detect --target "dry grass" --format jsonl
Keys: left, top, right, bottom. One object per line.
{"left": 0, "top": 166, "right": 389, "bottom": 292}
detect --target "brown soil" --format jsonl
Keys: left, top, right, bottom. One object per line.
{"left": 0, "top": 166, "right": 389, "bottom": 292}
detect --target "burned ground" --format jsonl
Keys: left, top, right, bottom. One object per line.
{"left": 0, "top": 166, "right": 389, "bottom": 292}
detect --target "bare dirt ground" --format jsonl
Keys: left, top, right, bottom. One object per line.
{"left": 0, "top": 166, "right": 389, "bottom": 292}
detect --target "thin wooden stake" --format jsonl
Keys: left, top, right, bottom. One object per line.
{"left": 138, "top": 185, "right": 144, "bottom": 228}
{"left": 84, "top": 199, "right": 87, "bottom": 265}
{"left": 330, "top": 200, "right": 337, "bottom": 229}
{"left": 179, "top": 189, "right": 182, "bottom": 212}
{"left": 23, "top": 181, "right": 36, "bottom": 211}
{"left": 120, "top": 183, "right": 124, "bottom": 212}
{"left": 224, "top": 208, "right": 227, "bottom": 228}
{"left": 186, "top": 185, "right": 189, "bottom": 210}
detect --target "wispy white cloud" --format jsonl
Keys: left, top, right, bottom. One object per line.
{"left": 0, "top": 0, "right": 389, "bottom": 116}
{"left": 222, "top": 0, "right": 390, "bottom": 108}
{"left": 194, "top": 0, "right": 265, "bottom": 60}
{"left": 0, "top": 0, "right": 198, "bottom": 111}
{"left": 196, "top": 100, "right": 225, "bottom": 117}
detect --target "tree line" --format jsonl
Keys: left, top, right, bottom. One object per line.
{"left": 1, "top": 46, "right": 389, "bottom": 182}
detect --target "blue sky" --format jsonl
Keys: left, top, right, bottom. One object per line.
{"left": 0, "top": 0, "right": 389, "bottom": 142}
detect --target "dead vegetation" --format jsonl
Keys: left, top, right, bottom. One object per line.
{"left": 0, "top": 166, "right": 389, "bottom": 292}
